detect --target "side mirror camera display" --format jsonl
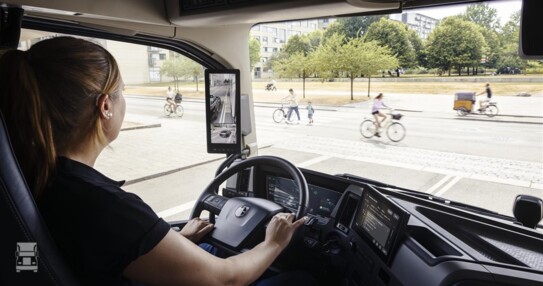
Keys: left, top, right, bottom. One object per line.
{"left": 205, "top": 69, "right": 241, "bottom": 154}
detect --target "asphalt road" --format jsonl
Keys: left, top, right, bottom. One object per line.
{"left": 107, "top": 95, "right": 543, "bottom": 220}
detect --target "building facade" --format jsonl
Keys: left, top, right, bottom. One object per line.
{"left": 389, "top": 12, "right": 438, "bottom": 40}
{"left": 250, "top": 18, "right": 334, "bottom": 79}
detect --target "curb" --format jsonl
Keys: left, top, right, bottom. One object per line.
{"left": 121, "top": 123, "right": 161, "bottom": 131}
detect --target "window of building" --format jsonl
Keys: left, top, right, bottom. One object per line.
{"left": 262, "top": 36, "right": 268, "bottom": 42}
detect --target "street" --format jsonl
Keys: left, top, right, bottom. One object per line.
{"left": 95, "top": 94, "right": 543, "bottom": 221}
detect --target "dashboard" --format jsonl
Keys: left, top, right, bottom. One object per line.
{"left": 266, "top": 175, "right": 340, "bottom": 224}
{"left": 221, "top": 166, "right": 543, "bottom": 286}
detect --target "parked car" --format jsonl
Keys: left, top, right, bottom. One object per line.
{"left": 209, "top": 94, "right": 222, "bottom": 121}
{"left": 497, "top": 66, "right": 522, "bottom": 74}
{"left": 219, "top": 129, "right": 232, "bottom": 138}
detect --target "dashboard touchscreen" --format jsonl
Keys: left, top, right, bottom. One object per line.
{"left": 353, "top": 187, "right": 409, "bottom": 264}
{"left": 266, "top": 176, "right": 340, "bottom": 219}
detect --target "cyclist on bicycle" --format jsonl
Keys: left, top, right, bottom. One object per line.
{"left": 371, "top": 93, "right": 390, "bottom": 137}
{"left": 166, "top": 86, "right": 176, "bottom": 113}
{"left": 477, "top": 82, "right": 492, "bottom": 112}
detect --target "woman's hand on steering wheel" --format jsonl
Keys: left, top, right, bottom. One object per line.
{"left": 265, "top": 213, "right": 306, "bottom": 249}
{"left": 180, "top": 217, "right": 214, "bottom": 243}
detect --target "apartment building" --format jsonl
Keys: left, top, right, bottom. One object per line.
{"left": 389, "top": 12, "right": 438, "bottom": 40}
{"left": 250, "top": 18, "right": 334, "bottom": 79}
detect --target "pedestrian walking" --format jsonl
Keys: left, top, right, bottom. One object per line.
{"left": 306, "top": 101, "right": 315, "bottom": 125}
{"left": 282, "top": 88, "right": 300, "bottom": 124}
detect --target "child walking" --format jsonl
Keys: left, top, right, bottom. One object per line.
{"left": 307, "top": 101, "right": 315, "bottom": 125}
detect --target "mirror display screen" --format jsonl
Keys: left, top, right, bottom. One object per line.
{"left": 205, "top": 69, "right": 241, "bottom": 154}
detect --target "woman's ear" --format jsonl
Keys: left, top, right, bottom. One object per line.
{"left": 97, "top": 94, "right": 113, "bottom": 119}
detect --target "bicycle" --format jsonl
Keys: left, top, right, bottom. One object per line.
{"left": 360, "top": 111, "right": 406, "bottom": 142}
{"left": 457, "top": 101, "right": 499, "bottom": 117}
{"left": 272, "top": 102, "right": 288, "bottom": 123}
{"left": 265, "top": 83, "right": 277, "bottom": 91}
{"left": 164, "top": 102, "right": 184, "bottom": 117}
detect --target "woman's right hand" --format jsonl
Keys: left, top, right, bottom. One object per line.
{"left": 265, "top": 213, "right": 306, "bottom": 249}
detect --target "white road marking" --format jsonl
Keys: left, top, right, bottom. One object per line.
{"left": 434, "top": 176, "right": 462, "bottom": 197}
{"left": 426, "top": 175, "right": 453, "bottom": 194}
{"left": 297, "top": 156, "right": 331, "bottom": 168}
{"left": 157, "top": 200, "right": 196, "bottom": 219}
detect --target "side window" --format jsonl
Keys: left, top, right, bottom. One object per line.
{"left": 19, "top": 29, "right": 215, "bottom": 221}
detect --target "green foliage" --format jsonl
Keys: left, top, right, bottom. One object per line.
{"left": 464, "top": 3, "right": 500, "bottom": 31}
{"left": 269, "top": 30, "right": 323, "bottom": 74}
{"left": 425, "top": 17, "right": 486, "bottom": 75}
{"left": 283, "top": 34, "right": 312, "bottom": 56}
{"left": 323, "top": 16, "right": 383, "bottom": 40}
{"left": 406, "top": 29, "right": 425, "bottom": 67}
{"left": 364, "top": 18, "right": 417, "bottom": 69}
{"left": 249, "top": 37, "right": 261, "bottom": 70}
{"left": 496, "top": 11, "right": 526, "bottom": 70}
{"left": 314, "top": 34, "right": 398, "bottom": 100}
{"left": 160, "top": 55, "right": 203, "bottom": 91}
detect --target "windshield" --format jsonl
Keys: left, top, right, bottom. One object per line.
{"left": 16, "top": 0, "right": 541, "bottom": 221}
{"left": 249, "top": 0, "right": 542, "bottom": 217}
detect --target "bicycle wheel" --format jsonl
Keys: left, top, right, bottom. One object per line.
{"left": 273, "top": 109, "right": 285, "bottom": 123}
{"left": 163, "top": 104, "right": 172, "bottom": 116}
{"left": 484, "top": 105, "right": 498, "bottom": 117}
{"left": 387, "top": 122, "right": 406, "bottom": 142}
{"left": 360, "top": 120, "right": 375, "bottom": 138}
{"left": 457, "top": 107, "right": 468, "bottom": 116}
{"left": 175, "top": 105, "right": 184, "bottom": 117}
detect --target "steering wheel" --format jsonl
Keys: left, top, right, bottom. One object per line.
{"left": 190, "top": 155, "right": 308, "bottom": 252}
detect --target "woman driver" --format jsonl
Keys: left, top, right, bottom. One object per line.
{"left": 0, "top": 37, "right": 309, "bottom": 286}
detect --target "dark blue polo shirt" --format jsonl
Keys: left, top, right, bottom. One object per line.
{"left": 39, "top": 157, "right": 170, "bottom": 286}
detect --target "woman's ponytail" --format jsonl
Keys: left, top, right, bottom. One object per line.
{"left": 0, "top": 49, "right": 56, "bottom": 199}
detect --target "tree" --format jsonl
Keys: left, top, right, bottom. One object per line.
{"left": 406, "top": 29, "right": 424, "bottom": 67}
{"left": 273, "top": 51, "right": 317, "bottom": 98}
{"left": 364, "top": 18, "right": 417, "bottom": 70}
{"left": 464, "top": 3, "right": 500, "bottom": 31}
{"left": 314, "top": 34, "right": 398, "bottom": 100}
{"left": 323, "top": 15, "right": 383, "bottom": 40}
{"left": 497, "top": 11, "right": 527, "bottom": 71}
{"left": 249, "top": 37, "right": 261, "bottom": 71}
{"left": 179, "top": 57, "right": 204, "bottom": 91}
{"left": 268, "top": 31, "right": 322, "bottom": 76}
{"left": 477, "top": 27, "right": 500, "bottom": 71}
{"left": 425, "top": 17, "right": 486, "bottom": 76}
{"left": 160, "top": 56, "right": 203, "bottom": 91}
{"left": 282, "top": 34, "right": 312, "bottom": 56}
{"left": 160, "top": 56, "right": 184, "bottom": 90}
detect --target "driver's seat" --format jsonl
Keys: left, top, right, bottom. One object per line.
{"left": 0, "top": 110, "right": 81, "bottom": 285}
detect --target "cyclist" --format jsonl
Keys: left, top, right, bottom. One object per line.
{"left": 371, "top": 93, "right": 390, "bottom": 137}
{"left": 477, "top": 82, "right": 492, "bottom": 112}
{"left": 166, "top": 86, "right": 176, "bottom": 113}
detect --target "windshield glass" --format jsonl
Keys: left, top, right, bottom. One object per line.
{"left": 249, "top": 0, "right": 542, "bottom": 217}
{"left": 15, "top": 0, "right": 540, "bottom": 221}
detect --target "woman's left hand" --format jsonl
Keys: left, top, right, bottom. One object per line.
{"left": 179, "top": 218, "right": 214, "bottom": 243}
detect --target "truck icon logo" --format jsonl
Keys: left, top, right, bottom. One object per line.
{"left": 16, "top": 242, "right": 38, "bottom": 273}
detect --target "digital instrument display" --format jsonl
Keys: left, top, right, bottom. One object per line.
{"left": 353, "top": 188, "right": 409, "bottom": 264}
{"left": 205, "top": 69, "right": 241, "bottom": 154}
{"left": 266, "top": 175, "right": 340, "bottom": 219}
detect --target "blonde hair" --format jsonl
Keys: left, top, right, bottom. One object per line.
{"left": 0, "top": 37, "right": 123, "bottom": 199}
